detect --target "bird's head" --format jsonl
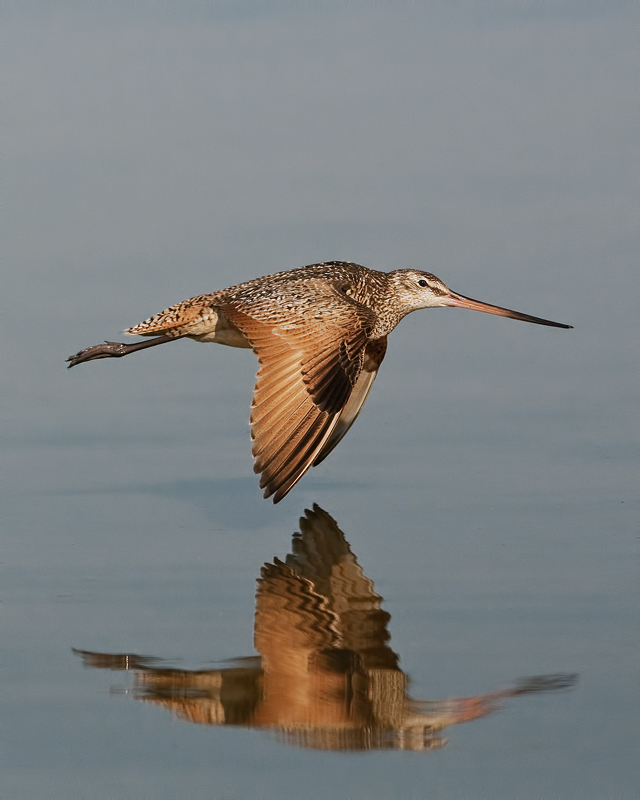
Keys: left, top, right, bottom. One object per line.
{"left": 388, "top": 269, "right": 572, "bottom": 328}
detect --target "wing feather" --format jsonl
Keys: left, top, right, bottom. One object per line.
{"left": 253, "top": 395, "right": 316, "bottom": 466}
{"left": 251, "top": 390, "right": 308, "bottom": 440}
{"left": 312, "top": 337, "right": 388, "bottom": 467}
{"left": 224, "top": 297, "right": 376, "bottom": 502}
{"left": 258, "top": 409, "right": 330, "bottom": 479}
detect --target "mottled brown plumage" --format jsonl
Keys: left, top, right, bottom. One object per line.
{"left": 67, "top": 261, "right": 571, "bottom": 502}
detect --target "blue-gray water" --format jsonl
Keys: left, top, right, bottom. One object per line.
{"left": 3, "top": 3, "right": 637, "bottom": 799}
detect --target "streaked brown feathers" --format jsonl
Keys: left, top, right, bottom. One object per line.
{"left": 68, "top": 260, "right": 566, "bottom": 502}
{"left": 225, "top": 298, "right": 379, "bottom": 501}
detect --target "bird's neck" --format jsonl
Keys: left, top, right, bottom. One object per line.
{"left": 366, "top": 274, "right": 406, "bottom": 338}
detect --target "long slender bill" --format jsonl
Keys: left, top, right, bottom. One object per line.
{"left": 444, "top": 291, "right": 572, "bottom": 329}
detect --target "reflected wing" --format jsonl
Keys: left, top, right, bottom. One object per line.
{"left": 225, "top": 299, "right": 375, "bottom": 502}
{"left": 255, "top": 558, "right": 338, "bottom": 652}
{"left": 312, "top": 337, "right": 387, "bottom": 467}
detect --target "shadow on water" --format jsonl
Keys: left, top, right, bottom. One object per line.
{"left": 74, "top": 505, "right": 576, "bottom": 752}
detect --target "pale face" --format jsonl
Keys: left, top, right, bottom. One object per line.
{"left": 390, "top": 269, "right": 452, "bottom": 310}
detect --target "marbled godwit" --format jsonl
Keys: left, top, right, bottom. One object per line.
{"left": 67, "top": 261, "right": 572, "bottom": 501}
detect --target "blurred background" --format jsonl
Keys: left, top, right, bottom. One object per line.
{"left": 3, "top": 3, "right": 637, "bottom": 799}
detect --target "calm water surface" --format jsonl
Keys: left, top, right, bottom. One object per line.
{"left": 4, "top": 4, "right": 637, "bottom": 799}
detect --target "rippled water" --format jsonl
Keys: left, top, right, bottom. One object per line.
{"left": 4, "top": 4, "right": 637, "bottom": 799}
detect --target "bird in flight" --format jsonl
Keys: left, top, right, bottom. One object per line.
{"left": 68, "top": 261, "right": 572, "bottom": 502}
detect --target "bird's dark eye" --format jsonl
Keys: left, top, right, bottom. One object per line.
{"left": 418, "top": 279, "right": 428, "bottom": 288}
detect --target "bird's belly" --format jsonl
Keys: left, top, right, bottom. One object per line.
{"left": 189, "top": 314, "right": 252, "bottom": 348}
{"left": 191, "top": 329, "right": 251, "bottom": 348}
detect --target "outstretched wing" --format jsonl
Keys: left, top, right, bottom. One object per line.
{"left": 312, "top": 337, "right": 387, "bottom": 467}
{"left": 225, "top": 289, "right": 376, "bottom": 502}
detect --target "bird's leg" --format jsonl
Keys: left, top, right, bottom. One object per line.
{"left": 67, "top": 334, "right": 184, "bottom": 368}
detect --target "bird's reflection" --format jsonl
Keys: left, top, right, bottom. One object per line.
{"left": 75, "top": 504, "right": 575, "bottom": 751}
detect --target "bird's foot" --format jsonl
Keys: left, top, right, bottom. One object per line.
{"left": 66, "top": 341, "right": 130, "bottom": 368}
